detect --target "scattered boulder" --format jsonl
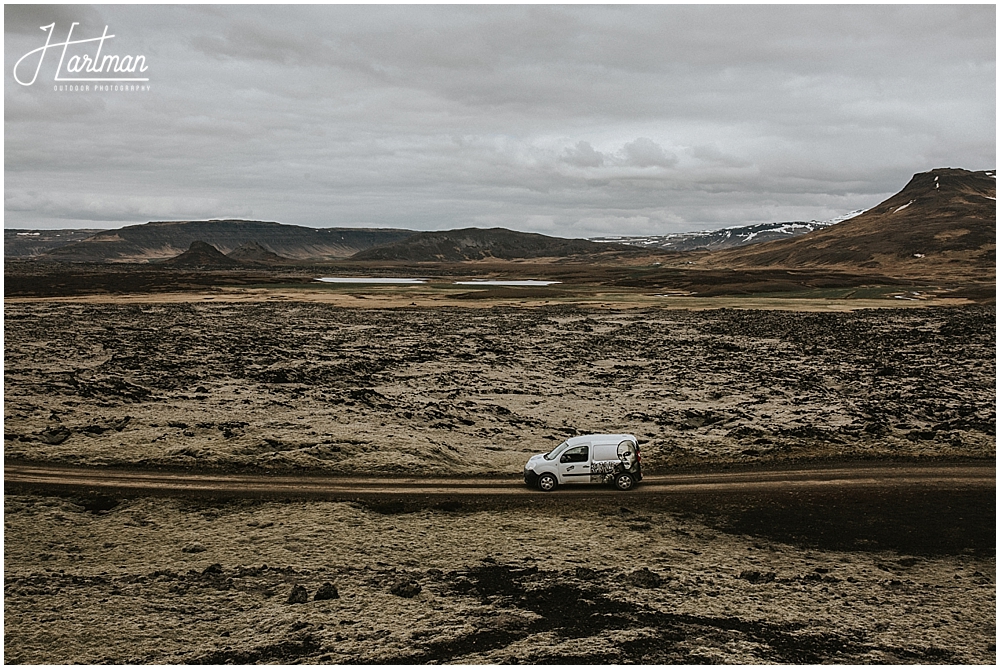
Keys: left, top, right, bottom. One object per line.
{"left": 111, "top": 416, "right": 132, "bottom": 431}
{"left": 286, "top": 584, "right": 309, "bottom": 604}
{"left": 390, "top": 578, "right": 422, "bottom": 598}
{"left": 38, "top": 426, "right": 71, "bottom": 445}
{"left": 201, "top": 563, "right": 223, "bottom": 576}
{"left": 739, "top": 570, "right": 777, "bottom": 584}
{"left": 314, "top": 582, "right": 339, "bottom": 601}
{"left": 76, "top": 494, "right": 119, "bottom": 514}
{"left": 627, "top": 567, "right": 663, "bottom": 588}
{"left": 181, "top": 542, "right": 207, "bottom": 553}
{"left": 574, "top": 567, "right": 598, "bottom": 580}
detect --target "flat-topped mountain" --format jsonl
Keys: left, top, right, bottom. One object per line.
{"left": 39, "top": 220, "right": 414, "bottom": 263}
{"left": 351, "top": 227, "right": 632, "bottom": 261}
{"left": 711, "top": 168, "right": 995, "bottom": 271}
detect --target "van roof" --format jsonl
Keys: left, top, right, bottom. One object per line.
{"left": 564, "top": 433, "right": 637, "bottom": 447}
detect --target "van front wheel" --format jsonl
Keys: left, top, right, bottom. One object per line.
{"left": 614, "top": 473, "right": 635, "bottom": 491}
{"left": 537, "top": 473, "right": 557, "bottom": 492}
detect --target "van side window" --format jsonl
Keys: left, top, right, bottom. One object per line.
{"left": 560, "top": 445, "right": 589, "bottom": 463}
{"left": 592, "top": 443, "right": 617, "bottom": 461}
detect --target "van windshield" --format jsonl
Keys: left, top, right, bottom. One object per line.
{"left": 543, "top": 441, "right": 568, "bottom": 460}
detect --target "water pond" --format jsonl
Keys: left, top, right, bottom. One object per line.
{"left": 317, "top": 277, "right": 427, "bottom": 284}
{"left": 317, "top": 278, "right": 561, "bottom": 286}
{"left": 452, "top": 280, "right": 561, "bottom": 286}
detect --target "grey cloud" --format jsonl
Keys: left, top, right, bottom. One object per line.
{"left": 3, "top": 4, "right": 995, "bottom": 235}
{"left": 4, "top": 4, "right": 105, "bottom": 36}
{"left": 4, "top": 189, "right": 251, "bottom": 223}
{"left": 619, "top": 138, "right": 677, "bottom": 169}
{"left": 687, "top": 145, "right": 752, "bottom": 169}
{"left": 562, "top": 141, "right": 605, "bottom": 168}
{"left": 190, "top": 19, "right": 320, "bottom": 66}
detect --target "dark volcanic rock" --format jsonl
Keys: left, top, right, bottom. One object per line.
{"left": 739, "top": 570, "right": 777, "bottom": 584}
{"left": 627, "top": 567, "right": 663, "bottom": 588}
{"left": 201, "top": 563, "right": 224, "bottom": 577}
{"left": 37, "top": 426, "right": 71, "bottom": 445}
{"left": 389, "top": 578, "right": 422, "bottom": 598}
{"left": 314, "top": 582, "right": 339, "bottom": 601}
{"left": 286, "top": 584, "right": 309, "bottom": 604}
{"left": 74, "top": 494, "right": 120, "bottom": 514}
{"left": 181, "top": 542, "right": 206, "bottom": 553}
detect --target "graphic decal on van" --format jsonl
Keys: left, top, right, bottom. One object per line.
{"left": 617, "top": 440, "right": 637, "bottom": 470}
{"left": 590, "top": 459, "right": 619, "bottom": 482}
{"left": 589, "top": 440, "right": 639, "bottom": 483}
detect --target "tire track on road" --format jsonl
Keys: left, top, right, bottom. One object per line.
{"left": 4, "top": 462, "right": 993, "bottom": 501}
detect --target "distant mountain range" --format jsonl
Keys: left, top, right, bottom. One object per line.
{"left": 4, "top": 168, "right": 994, "bottom": 273}
{"left": 589, "top": 211, "right": 864, "bottom": 251}
{"left": 19, "top": 220, "right": 414, "bottom": 263}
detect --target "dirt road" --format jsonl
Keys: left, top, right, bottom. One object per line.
{"left": 5, "top": 461, "right": 992, "bottom": 500}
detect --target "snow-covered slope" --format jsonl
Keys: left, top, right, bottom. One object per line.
{"left": 591, "top": 211, "right": 864, "bottom": 251}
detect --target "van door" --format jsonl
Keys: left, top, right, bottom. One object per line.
{"left": 590, "top": 442, "right": 620, "bottom": 483}
{"left": 557, "top": 444, "right": 591, "bottom": 484}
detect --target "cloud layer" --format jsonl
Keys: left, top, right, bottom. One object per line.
{"left": 4, "top": 4, "right": 995, "bottom": 235}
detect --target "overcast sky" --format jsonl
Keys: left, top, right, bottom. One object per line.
{"left": 4, "top": 4, "right": 996, "bottom": 236}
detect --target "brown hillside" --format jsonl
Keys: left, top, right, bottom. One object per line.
{"left": 710, "top": 168, "right": 995, "bottom": 276}
{"left": 160, "top": 241, "right": 240, "bottom": 267}
{"left": 226, "top": 240, "right": 291, "bottom": 265}
{"left": 351, "top": 227, "right": 632, "bottom": 261}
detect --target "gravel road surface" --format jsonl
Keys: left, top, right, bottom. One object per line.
{"left": 6, "top": 461, "right": 992, "bottom": 499}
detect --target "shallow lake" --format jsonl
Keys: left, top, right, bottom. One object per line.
{"left": 452, "top": 280, "right": 561, "bottom": 286}
{"left": 317, "top": 277, "right": 428, "bottom": 284}
{"left": 317, "top": 278, "right": 561, "bottom": 286}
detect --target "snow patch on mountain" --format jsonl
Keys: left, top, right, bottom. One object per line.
{"left": 591, "top": 210, "right": 865, "bottom": 251}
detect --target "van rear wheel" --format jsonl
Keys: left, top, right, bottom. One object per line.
{"left": 614, "top": 473, "right": 635, "bottom": 491}
{"left": 537, "top": 473, "right": 557, "bottom": 492}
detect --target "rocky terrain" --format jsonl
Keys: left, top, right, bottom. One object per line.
{"left": 4, "top": 303, "right": 993, "bottom": 474}
{"left": 3, "top": 482, "right": 994, "bottom": 664}
{"left": 4, "top": 297, "right": 994, "bottom": 665}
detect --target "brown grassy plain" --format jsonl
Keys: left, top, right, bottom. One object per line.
{"left": 3, "top": 263, "right": 995, "bottom": 664}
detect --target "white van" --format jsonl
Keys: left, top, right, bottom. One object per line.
{"left": 523, "top": 433, "right": 642, "bottom": 492}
